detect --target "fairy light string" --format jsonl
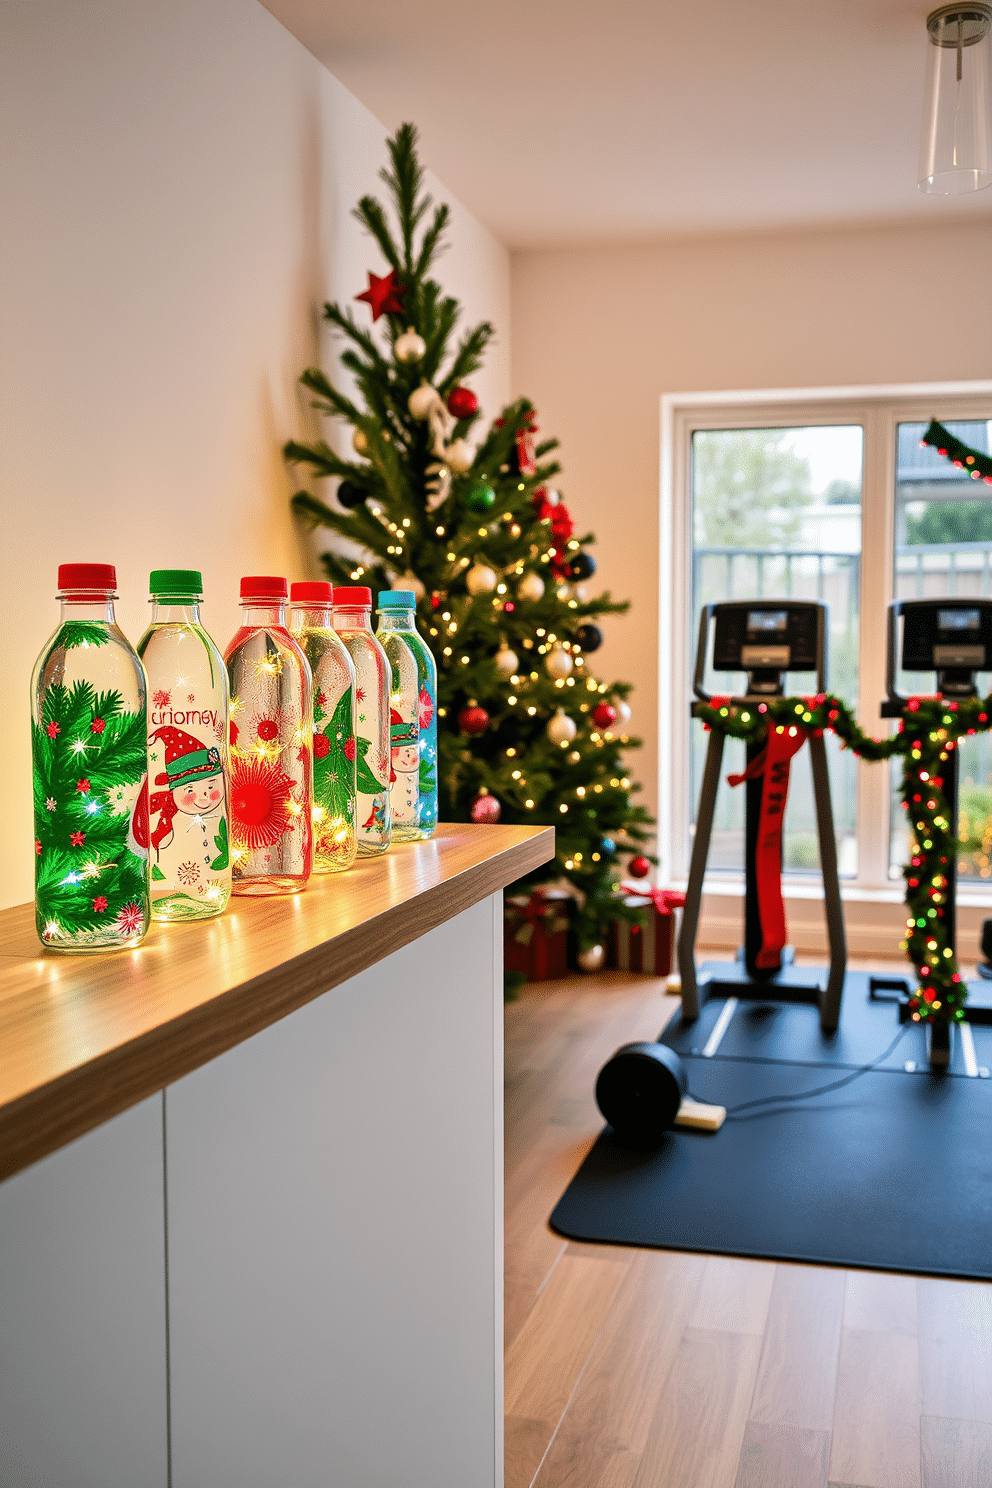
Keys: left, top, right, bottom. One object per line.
{"left": 695, "top": 690, "right": 992, "bottom": 1026}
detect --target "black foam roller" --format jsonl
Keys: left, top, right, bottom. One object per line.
{"left": 595, "top": 1042, "right": 687, "bottom": 1148}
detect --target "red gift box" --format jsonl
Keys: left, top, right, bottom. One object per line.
{"left": 608, "top": 884, "right": 686, "bottom": 976}
{"left": 504, "top": 889, "right": 571, "bottom": 982}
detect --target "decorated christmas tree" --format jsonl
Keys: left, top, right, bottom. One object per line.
{"left": 286, "top": 123, "right": 653, "bottom": 948}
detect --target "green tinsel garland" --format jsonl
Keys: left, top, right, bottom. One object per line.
{"left": 921, "top": 419, "right": 992, "bottom": 485}
{"left": 695, "top": 690, "right": 992, "bottom": 1026}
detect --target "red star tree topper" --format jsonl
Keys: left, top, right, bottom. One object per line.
{"left": 355, "top": 269, "right": 406, "bottom": 322}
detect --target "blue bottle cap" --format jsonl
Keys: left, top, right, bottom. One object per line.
{"left": 377, "top": 590, "right": 417, "bottom": 609}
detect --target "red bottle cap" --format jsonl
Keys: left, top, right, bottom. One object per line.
{"left": 58, "top": 563, "right": 117, "bottom": 591}
{"left": 333, "top": 586, "right": 372, "bottom": 606}
{"left": 240, "top": 575, "right": 288, "bottom": 599}
{"left": 290, "top": 581, "right": 333, "bottom": 603}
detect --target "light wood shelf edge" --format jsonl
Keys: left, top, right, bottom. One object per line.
{"left": 0, "top": 824, "right": 554, "bottom": 1183}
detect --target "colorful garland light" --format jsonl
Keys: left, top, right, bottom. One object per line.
{"left": 695, "top": 691, "right": 992, "bottom": 1026}
{"left": 920, "top": 419, "right": 992, "bottom": 485}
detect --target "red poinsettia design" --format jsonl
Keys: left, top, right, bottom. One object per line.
{"left": 70, "top": 831, "right": 85, "bottom": 847}
{"left": 313, "top": 733, "right": 330, "bottom": 760}
{"left": 316, "top": 691, "right": 328, "bottom": 708}
{"left": 92, "top": 896, "right": 108, "bottom": 913}
{"left": 46, "top": 721, "right": 60, "bottom": 739}
{"left": 257, "top": 718, "right": 279, "bottom": 742}
{"left": 229, "top": 756, "right": 296, "bottom": 850}
{"left": 356, "top": 687, "right": 366, "bottom": 704}
{"left": 116, "top": 901, "right": 144, "bottom": 936}
{"left": 153, "top": 690, "right": 171, "bottom": 707}
{"left": 418, "top": 687, "right": 434, "bottom": 730}
{"left": 90, "top": 717, "right": 106, "bottom": 734}
{"left": 76, "top": 778, "right": 90, "bottom": 793}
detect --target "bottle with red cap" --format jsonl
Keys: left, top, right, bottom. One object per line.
{"left": 289, "top": 581, "right": 358, "bottom": 873}
{"left": 30, "top": 564, "right": 151, "bottom": 951}
{"left": 137, "top": 571, "right": 232, "bottom": 919}
{"left": 331, "top": 587, "right": 391, "bottom": 855}
{"left": 225, "top": 576, "right": 314, "bottom": 894}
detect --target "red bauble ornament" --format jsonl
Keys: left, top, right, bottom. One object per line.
{"left": 355, "top": 269, "right": 406, "bottom": 321}
{"left": 446, "top": 385, "right": 479, "bottom": 419}
{"left": 628, "top": 856, "right": 651, "bottom": 879}
{"left": 470, "top": 792, "right": 501, "bottom": 824}
{"left": 458, "top": 704, "right": 489, "bottom": 736}
{"left": 592, "top": 702, "right": 618, "bottom": 729}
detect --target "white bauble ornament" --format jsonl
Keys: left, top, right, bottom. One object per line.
{"left": 408, "top": 383, "right": 440, "bottom": 420}
{"left": 394, "top": 326, "right": 426, "bottom": 363}
{"left": 443, "top": 438, "right": 475, "bottom": 473}
{"left": 577, "top": 943, "right": 606, "bottom": 973}
{"left": 518, "top": 571, "right": 545, "bottom": 603}
{"left": 352, "top": 429, "right": 369, "bottom": 454}
{"left": 495, "top": 645, "right": 518, "bottom": 677}
{"left": 466, "top": 562, "right": 498, "bottom": 596}
{"left": 395, "top": 573, "right": 426, "bottom": 601}
{"left": 547, "top": 708, "right": 577, "bottom": 745}
{"left": 616, "top": 700, "right": 632, "bottom": 726}
{"left": 545, "top": 646, "right": 574, "bottom": 679}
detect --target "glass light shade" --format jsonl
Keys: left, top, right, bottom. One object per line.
{"left": 919, "top": 4, "right": 992, "bottom": 193}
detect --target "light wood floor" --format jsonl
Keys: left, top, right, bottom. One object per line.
{"left": 504, "top": 965, "right": 992, "bottom": 1488}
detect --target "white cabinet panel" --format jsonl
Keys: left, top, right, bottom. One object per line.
{"left": 167, "top": 892, "right": 501, "bottom": 1488}
{"left": 0, "top": 1095, "right": 168, "bottom": 1488}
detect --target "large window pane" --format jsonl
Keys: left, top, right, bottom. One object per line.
{"left": 890, "top": 418, "right": 992, "bottom": 882}
{"left": 690, "top": 426, "right": 863, "bottom": 877}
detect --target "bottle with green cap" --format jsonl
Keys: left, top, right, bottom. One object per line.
{"left": 136, "top": 570, "right": 231, "bottom": 920}
{"left": 376, "top": 590, "right": 438, "bottom": 840}
{"left": 289, "top": 581, "right": 358, "bottom": 873}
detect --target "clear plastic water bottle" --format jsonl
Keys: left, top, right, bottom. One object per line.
{"left": 376, "top": 590, "right": 438, "bottom": 840}
{"left": 31, "top": 563, "right": 150, "bottom": 951}
{"left": 225, "top": 576, "right": 313, "bottom": 894}
{"left": 331, "top": 586, "right": 391, "bottom": 856}
{"left": 137, "top": 570, "right": 231, "bottom": 919}
{"left": 289, "top": 581, "right": 358, "bottom": 873}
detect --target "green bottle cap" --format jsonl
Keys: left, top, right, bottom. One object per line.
{"left": 149, "top": 569, "right": 203, "bottom": 597}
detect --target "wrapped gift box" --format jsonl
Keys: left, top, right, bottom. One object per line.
{"left": 504, "top": 888, "right": 572, "bottom": 982}
{"left": 608, "top": 885, "right": 686, "bottom": 976}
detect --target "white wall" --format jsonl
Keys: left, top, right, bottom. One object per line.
{"left": 0, "top": 0, "right": 510, "bottom": 911}
{"left": 510, "top": 220, "right": 992, "bottom": 844}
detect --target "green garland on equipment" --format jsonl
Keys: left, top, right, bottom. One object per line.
{"left": 921, "top": 420, "right": 992, "bottom": 485}
{"left": 694, "top": 690, "right": 992, "bottom": 1027}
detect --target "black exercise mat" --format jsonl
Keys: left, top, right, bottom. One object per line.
{"left": 551, "top": 991, "right": 992, "bottom": 1279}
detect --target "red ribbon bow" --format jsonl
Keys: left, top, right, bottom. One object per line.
{"left": 620, "top": 883, "right": 686, "bottom": 916}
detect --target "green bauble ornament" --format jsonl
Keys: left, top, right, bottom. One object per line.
{"left": 464, "top": 479, "right": 496, "bottom": 514}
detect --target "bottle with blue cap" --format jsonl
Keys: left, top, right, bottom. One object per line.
{"left": 376, "top": 590, "right": 438, "bottom": 840}
{"left": 137, "top": 570, "right": 231, "bottom": 920}
{"left": 331, "top": 587, "right": 392, "bottom": 855}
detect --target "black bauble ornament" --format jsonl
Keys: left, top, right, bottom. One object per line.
{"left": 336, "top": 480, "right": 366, "bottom": 509}
{"left": 569, "top": 551, "right": 597, "bottom": 581}
{"left": 575, "top": 623, "right": 603, "bottom": 653}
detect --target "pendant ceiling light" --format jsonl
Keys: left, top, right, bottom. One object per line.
{"left": 918, "top": 3, "right": 992, "bottom": 193}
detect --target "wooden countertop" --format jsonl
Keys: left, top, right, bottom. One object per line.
{"left": 0, "top": 823, "right": 554, "bottom": 1183}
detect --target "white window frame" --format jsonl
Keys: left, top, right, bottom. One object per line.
{"left": 659, "top": 380, "right": 992, "bottom": 917}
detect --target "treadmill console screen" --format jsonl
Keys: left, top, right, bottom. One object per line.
{"left": 900, "top": 601, "right": 992, "bottom": 673}
{"left": 712, "top": 604, "right": 819, "bottom": 673}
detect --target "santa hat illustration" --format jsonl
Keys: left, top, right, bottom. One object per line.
{"left": 389, "top": 708, "right": 418, "bottom": 746}
{"left": 151, "top": 727, "right": 222, "bottom": 790}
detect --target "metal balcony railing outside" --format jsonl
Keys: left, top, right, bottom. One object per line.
{"left": 894, "top": 540, "right": 992, "bottom": 597}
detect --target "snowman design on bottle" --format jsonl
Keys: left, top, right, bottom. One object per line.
{"left": 148, "top": 726, "right": 229, "bottom": 899}
{"left": 389, "top": 709, "right": 420, "bottom": 828}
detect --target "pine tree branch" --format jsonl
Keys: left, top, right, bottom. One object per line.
{"left": 321, "top": 306, "right": 390, "bottom": 371}
{"left": 380, "top": 122, "right": 429, "bottom": 271}
{"left": 352, "top": 196, "right": 401, "bottom": 270}
{"left": 441, "top": 323, "right": 495, "bottom": 392}
{"left": 284, "top": 438, "right": 356, "bottom": 481}
{"left": 414, "top": 203, "right": 450, "bottom": 278}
